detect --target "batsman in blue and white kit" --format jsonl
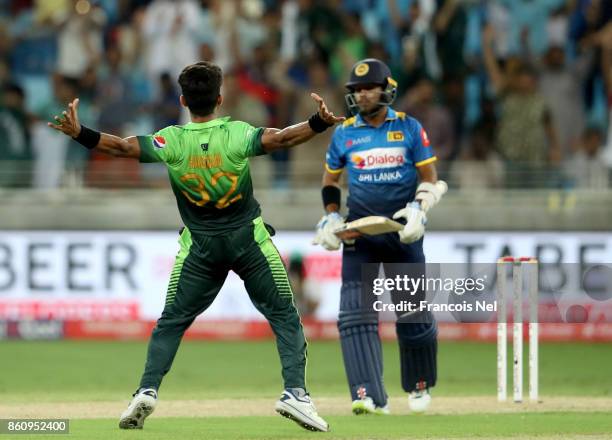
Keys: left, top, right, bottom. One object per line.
{"left": 314, "top": 58, "right": 447, "bottom": 414}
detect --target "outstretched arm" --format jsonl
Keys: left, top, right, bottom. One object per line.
{"left": 482, "top": 24, "right": 506, "bottom": 95}
{"left": 48, "top": 98, "right": 140, "bottom": 159}
{"left": 261, "top": 93, "right": 345, "bottom": 153}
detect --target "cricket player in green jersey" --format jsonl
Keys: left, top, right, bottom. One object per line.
{"left": 48, "top": 61, "right": 345, "bottom": 433}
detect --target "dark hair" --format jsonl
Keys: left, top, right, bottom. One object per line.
{"left": 3, "top": 82, "right": 24, "bottom": 98}
{"left": 60, "top": 75, "right": 80, "bottom": 91}
{"left": 178, "top": 61, "right": 223, "bottom": 116}
{"left": 160, "top": 72, "right": 172, "bottom": 83}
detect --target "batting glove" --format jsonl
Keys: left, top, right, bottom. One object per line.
{"left": 313, "top": 212, "right": 344, "bottom": 251}
{"left": 415, "top": 180, "right": 448, "bottom": 213}
{"left": 392, "top": 201, "right": 427, "bottom": 244}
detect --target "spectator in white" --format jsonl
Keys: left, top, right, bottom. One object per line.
{"left": 546, "top": 4, "right": 569, "bottom": 48}
{"left": 32, "top": 74, "right": 94, "bottom": 188}
{"left": 566, "top": 127, "right": 608, "bottom": 189}
{"left": 115, "top": 6, "right": 147, "bottom": 70}
{"left": 200, "top": 0, "right": 269, "bottom": 73}
{"left": 56, "top": 0, "right": 107, "bottom": 77}
{"left": 449, "top": 124, "right": 504, "bottom": 191}
{"left": 400, "top": 0, "right": 440, "bottom": 79}
{"left": 141, "top": 0, "right": 201, "bottom": 84}
{"left": 538, "top": 45, "right": 592, "bottom": 159}
{"left": 485, "top": 1, "right": 512, "bottom": 58}
{"left": 201, "top": 0, "right": 233, "bottom": 71}
{"left": 279, "top": 0, "right": 300, "bottom": 62}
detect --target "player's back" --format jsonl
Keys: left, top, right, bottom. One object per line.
{"left": 137, "top": 117, "right": 265, "bottom": 235}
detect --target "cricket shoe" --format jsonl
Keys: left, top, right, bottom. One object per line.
{"left": 375, "top": 404, "right": 390, "bottom": 415}
{"left": 119, "top": 388, "right": 157, "bottom": 429}
{"left": 408, "top": 389, "right": 431, "bottom": 413}
{"left": 352, "top": 396, "right": 375, "bottom": 415}
{"left": 275, "top": 388, "right": 329, "bottom": 432}
{"left": 352, "top": 397, "right": 389, "bottom": 415}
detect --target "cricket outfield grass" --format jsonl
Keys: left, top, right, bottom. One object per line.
{"left": 1, "top": 340, "right": 611, "bottom": 439}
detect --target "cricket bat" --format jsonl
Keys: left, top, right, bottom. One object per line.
{"left": 334, "top": 216, "right": 404, "bottom": 236}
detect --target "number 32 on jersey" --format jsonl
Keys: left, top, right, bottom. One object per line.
{"left": 180, "top": 172, "right": 242, "bottom": 209}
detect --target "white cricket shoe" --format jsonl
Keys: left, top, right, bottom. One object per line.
{"left": 275, "top": 389, "right": 329, "bottom": 432}
{"left": 375, "top": 404, "right": 390, "bottom": 415}
{"left": 352, "top": 396, "right": 376, "bottom": 415}
{"left": 352, "top": 397, "right": 390, "bottom": 415}
{"left": 119, "top": 388, "right": 157, "bottom": 429}
{"left": 408, "top": 389, "right": 431, "bottom": 413}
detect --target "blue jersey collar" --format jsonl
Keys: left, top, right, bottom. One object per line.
{"left": 354, "top": 107, "right": 398, "bottom": 127}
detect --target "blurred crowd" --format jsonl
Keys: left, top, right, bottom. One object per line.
{"left": 0, "top": 0, "right": 611, "bottom": 190}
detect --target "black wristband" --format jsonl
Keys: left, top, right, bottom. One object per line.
{"left": 73, "top": 125, "right": 101, "bottom": 150}
{"left": 322, "top": 185, "right": 341, "bottom": 209}
{"left": 308, "top": 112, "right": 333, "bottom": 133}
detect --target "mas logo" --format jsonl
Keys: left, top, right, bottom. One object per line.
{"left": 387, "top": 131, "right": 404, "bottom": 142}
{"left": 351, "top": 147, "right": 405, "bottom": 170}
{"left": 153, "top": 135, "right": 167, "bottom": 149}
{"left": 345, "top": 136, "right": 372, "bottom": 147}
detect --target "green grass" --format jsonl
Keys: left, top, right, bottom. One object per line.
{"left": 7, "top": 413, "right": 612, "bottom": 440}
{"left": 0, "top": 340, "right": 611, "bottom": 402}
{"left": 1, "top": 340, "right": 612, "bottom": 439}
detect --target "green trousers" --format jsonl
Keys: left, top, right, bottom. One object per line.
{"left": 139, "top": 217, "right": 307, "bottom": 391}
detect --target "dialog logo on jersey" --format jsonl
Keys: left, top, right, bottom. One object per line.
{"left": 153, "top": 135, "right": 167, "bottom": 149}
{"left": 351, "top": 147, "right": 406, "bottom": 170}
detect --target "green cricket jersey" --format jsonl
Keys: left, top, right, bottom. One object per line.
{"left": 137, "top": 117, "right": 265, "bottom": 234}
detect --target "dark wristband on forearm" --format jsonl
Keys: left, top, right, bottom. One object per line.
{"left": 308, "top": 113, "right": 333, "bottom": 133}
{"left": 322, "top": 185, "right": 341, "bottom": 209}
{"left": 73, "top": 125, "right": 101, "bottom": 150}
